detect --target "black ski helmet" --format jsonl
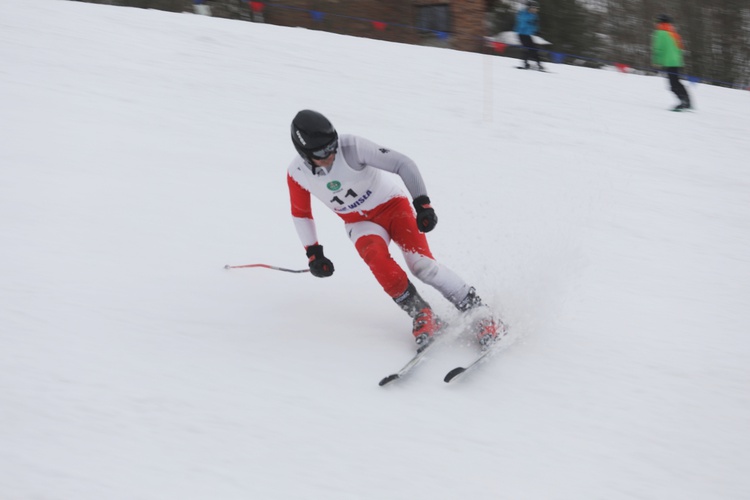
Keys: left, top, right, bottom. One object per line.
{"left": 290, "top": 110, "right": 338, "bottom": 162}
{"left": 656, "top": 13, "right": 672, "bottom": 23}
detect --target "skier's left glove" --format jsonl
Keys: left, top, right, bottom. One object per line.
{"left": 306, "top": 244, "right": 335, "bottom": 278}
{"left": 413, "top": 195, "right": 438, "bottom": 233}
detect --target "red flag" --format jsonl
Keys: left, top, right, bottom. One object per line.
{"left": 249, "top": 1, "right": 264, "bottom": 13}
{"left": 615, "top": 63, "right": 629, "bottom": 73}
{"left": 491, "top": 42, "right": 507, "bottom": 54}
{"left": 372, "top": 21, "right": 387, "bottom": 31}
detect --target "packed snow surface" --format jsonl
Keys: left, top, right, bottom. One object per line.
{"left": 2, "top": 1, "right": 749, "bottom": 499}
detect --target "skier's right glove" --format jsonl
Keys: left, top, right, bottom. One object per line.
{"left": 306, "top": 244, "right": 335, "bottom": 278}
{"left": 413, "top": 195, "right": 438, "bottom": 233}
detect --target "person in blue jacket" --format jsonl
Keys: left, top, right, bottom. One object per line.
{"left": 515, "top": 0, "right": 544, "bottom": 70}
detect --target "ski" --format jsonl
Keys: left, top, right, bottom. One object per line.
{"left": 443, "top": 347, "right": 495, "bottom": 383}
{"left": 444, "top": 322, "right": 509, "bottom": 383}
{"left": 516, "top": 66, "right": 550, "bottom": 72}
{"left": 378, "top": 340, "right": 437, "bottom": 386}
{"left": 379, "top": 315, "right": 507, "bottom": 386}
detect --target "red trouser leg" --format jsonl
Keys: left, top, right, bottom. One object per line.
{"left": 354, "top": 234, "right": 409, "bottom": 298}
{"left": 378, "top": 197, "right": 433, "bottom": 258}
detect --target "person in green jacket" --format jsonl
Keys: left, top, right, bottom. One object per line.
{"left": 652, "top": 14, "right": 691, "bottom": 110}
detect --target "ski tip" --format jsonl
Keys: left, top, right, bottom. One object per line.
{"left": 444, "top": 367, "right": 466, "bottom": 383}
{"left": 379, "top": 374, "right": 400, "bottom": 386}
{"left": 223, "top": 264, "right": 230, "bottom": 269}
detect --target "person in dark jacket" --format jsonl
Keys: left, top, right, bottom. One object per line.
{"left": 652, "top": 14, "right": 691, "bottom": 111}
{"left": 515, "top": 0, "right": 544, "bottom": 70}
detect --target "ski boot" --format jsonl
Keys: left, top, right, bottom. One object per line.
{"left": 672, "top": 97, "right": 691, "bottom": 112}
{"left": 394, "top": 281, "right": 442, "bottom": 352}
{"left": 475, "top": 316, "right": 508, "bottom": 351}
{"left": 456, "top": 287, "right": 508, "bottom": 350}
{"left": 412, "top": 307, "right": 442, "bottom": 352}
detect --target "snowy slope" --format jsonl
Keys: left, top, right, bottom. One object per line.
{"left": 1, "top": 1, "right": 749, "bottom": 499}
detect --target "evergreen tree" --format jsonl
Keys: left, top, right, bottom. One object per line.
{"left": 539, "top": 0, "right": 600, "bottom": 64}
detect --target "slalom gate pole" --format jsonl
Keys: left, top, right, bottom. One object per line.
{"left": 224, "top": 263, "right": 310, "bottom": 274}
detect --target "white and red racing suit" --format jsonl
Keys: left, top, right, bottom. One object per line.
{"left": 287, "top": 134, "right": 471, "bottom": 305}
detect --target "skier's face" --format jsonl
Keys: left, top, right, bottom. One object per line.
{"left": 312, "top": 151, "right": 336, "bottom": 168}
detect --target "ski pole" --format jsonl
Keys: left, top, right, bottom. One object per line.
{"left": 224, "top": 263, "right": 310, "bottom": 273}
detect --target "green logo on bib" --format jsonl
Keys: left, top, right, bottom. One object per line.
{"left": 327, "top": 181, "right": 341, "bottom": 191}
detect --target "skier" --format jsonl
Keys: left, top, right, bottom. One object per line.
{"left": 515, "top": 0, "right": 544, "bottom": 71}
{"left": 651, "top": 14, "right": 691, "bottom": 111}
{"left": 287, "top": 109, "right": 504, "bottom": 352}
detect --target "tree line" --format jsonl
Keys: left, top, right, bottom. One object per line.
{"left": 73, "top": 0, "right": 749, "bottom": 87}
{"left": 489, "top": 0, "right": 750, "bottom": 87}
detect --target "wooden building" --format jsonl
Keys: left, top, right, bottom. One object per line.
{"left": 225, "top": 0, "right": 491, "bottom": 53}
{"left": 74, "top": 0, "right": 492, "bottom": 53}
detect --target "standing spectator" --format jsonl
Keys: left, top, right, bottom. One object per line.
{"left": 515, "top": 0, "right": 544, "bottom": 70}
{"left": 652, "top": 14, "right": 692, "bottom": 111}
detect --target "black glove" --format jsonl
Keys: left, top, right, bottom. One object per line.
{"left": 306, "top": 244, "right": 334, "bottom": 278}
{"left": 413, "top": 195, "right": 437, "bottom": 233}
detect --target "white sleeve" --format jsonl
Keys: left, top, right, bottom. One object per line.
{"left": 341, "top": 135, "right": 428, "bottom": 200}
{"left": 293, "top": 216, "right": 318, "bottom": 248}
